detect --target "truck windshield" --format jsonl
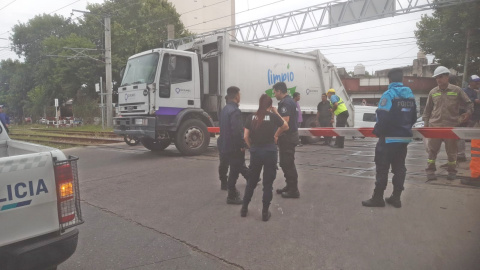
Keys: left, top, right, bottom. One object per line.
{"left": 121, "top": 53, "right": 159, "bottom": 86}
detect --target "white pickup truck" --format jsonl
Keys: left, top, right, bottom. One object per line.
{"left": 0, "top": 122, "right": 83, "bottom": 270}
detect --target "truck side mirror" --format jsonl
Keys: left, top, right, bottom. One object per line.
{"left": 119, "top": 66, "right": 126, "bottom": 79}
{"left": 168, "top": 56, "right": 176, "bottom": 71}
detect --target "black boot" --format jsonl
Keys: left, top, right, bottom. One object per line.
{"left": 262, "top": 204, "right": 271, "bottom": 222}
{"left": 281, "top": 188, "right": 300, "bottom": 198}
{"left": 240, "top": 203, "right": 248, "bottom": 217}
{"left": 385, "top": 190, "right": 402, "bottom": 208}
{"left": 276, "top": 185, "right": 288, "bottom": 194}
{"left": 362, "top": 189, "right": 385, "bottom": 207}
{"left": 227, "top": 189, "right": 243, "bottom": 205}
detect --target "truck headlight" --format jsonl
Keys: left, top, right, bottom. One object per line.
{"left": 135, "top": 118, "right": 148, "bottom": 125}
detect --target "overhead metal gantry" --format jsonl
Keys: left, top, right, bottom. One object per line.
{"left": 166, "top": 0, "right": 478, "bottom": 48}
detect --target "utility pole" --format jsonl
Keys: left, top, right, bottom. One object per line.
{"left": 462, "top": 29, "right": 471, "bottom": 88}
{"left": 105, "top": 17, "right": 113, "bottom": 128}
{"left": 73, "top": 9, "right": 113, "bottom": 127}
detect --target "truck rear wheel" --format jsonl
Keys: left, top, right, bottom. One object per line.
{"left": 175, "top": 119, "right": 210, "bottom": 156}
{"left": 301, "top": 116, "right": 321, "bottom": 144}
{"left": 141, "top": 137, "right": 171, "bottom": 151}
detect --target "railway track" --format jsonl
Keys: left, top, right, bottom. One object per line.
{"left": 8, "top": 129, "right": 123, "bottom": 147}
{"left": 27, "top": 128, "right": 119, "bottom": 138}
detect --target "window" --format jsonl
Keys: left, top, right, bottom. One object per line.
{"left": 171, "top": 56, "right": 192, "bottom": 83}
{"left": 363, "top": 113, "right": 377, "bottom": 122}
{"left": 158, "top": 54, "right": 192, "bottom": 98}
{"left": 121, "top": 53, "right": 159, "bottom": 86}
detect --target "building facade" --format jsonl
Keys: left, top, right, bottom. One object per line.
{"left": 169, "top": 0, "right": 235, "bottom": 34}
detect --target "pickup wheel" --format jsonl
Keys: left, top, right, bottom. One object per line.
{"left": 175, "top": 119, "right": 210, "bottom": 156}
{"left": 141, "top": 137, "right": 171, "bottom": 151}
{"left": 124, "top": 135, "right": 140, "bottom": 146}
{"left": 301, "top": 115, "right": 321, "bottom": 144}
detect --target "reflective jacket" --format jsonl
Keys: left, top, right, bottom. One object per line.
{"left": 218, "top": 101, "right": 245, "bottom": 154}
{"left": 373, "top": 82, "right": 417, "bottom": 143}
{"left": 330, "top": 95, "right": 348, "bottom": 116}
{"left": 423, "top": 84, "right": 473, "bottom": 127}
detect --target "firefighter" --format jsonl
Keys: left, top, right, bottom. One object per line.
{"left": 218, "top": 86, "right": 246, "bottom": 204}
{"left": 423, "top": 66, "right": 473, "bottom": 181}
{"left": 362, "top": 68, "right": 417, "bottom": 208}
{"left": 273, "top": 82, "right": 300, "bottom": 198}
{"left": 327, "top": 88, "right": 349, "bottom": 148}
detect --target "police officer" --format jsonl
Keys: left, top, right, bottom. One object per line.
{"left": 326, "top": 88, "right": 349, "bottom": 148}
{"left": 423, "top": 66, "right": 473, "bottom": 181}
{"left": 241, "top": 94, "right": 288, "bottom": 221}
{"left": 273, "top": 82, "right": 300, "bottom": 198}
{"left": 362, "top": 68, "right": 417, "bottom": 208}
{"left": 0, "top": 105, "right": 10, "bottom": 134}
{"left": 218, "top": 86, "right": 246, "bottom": 204}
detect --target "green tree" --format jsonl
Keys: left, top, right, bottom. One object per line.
{"left": 414, "top": 2, "right": 480, "bottom": 79}
{"left": 80, "top": 0, "right": 192, "bottom": 92}
{"left": 11, "top": 14, "right": 79, "bottom": 62}
{"left": 0, "top": 59, "right": 33, "bottom": 122}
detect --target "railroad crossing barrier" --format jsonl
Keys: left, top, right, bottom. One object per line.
{"left": 207, "top": 127, "right": 480, "bottom": 140}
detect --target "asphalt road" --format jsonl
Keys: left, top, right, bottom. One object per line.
{"left": 60, "top": 138, "right": 480, "bottom": 270}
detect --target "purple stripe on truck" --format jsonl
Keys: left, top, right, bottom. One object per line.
{"left": 155, "top": 107, "right": 183, "bottom": 116}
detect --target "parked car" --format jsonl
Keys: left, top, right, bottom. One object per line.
{"left": 413, "top": 117, "right": 424, "bottom": 128}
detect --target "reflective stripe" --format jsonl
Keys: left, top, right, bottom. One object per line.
{"left": 447, "top": 92, "right": 458, "bottom": 96}
{"left": 432, "top": 93, "right": 441, "bottom": 97}
{"left": 428, "top": 159, "right": 435, "bottom": 164}
{"left": 331, "top": 96, "right": 348, "bottom": 116}
{"left": 448, "top": 161, "right": 456, "bottom": 165}
{"left": 472, "top": 147, "right": 480, "bottom": 151}
{"left": 472, "top": 154, "right": 480, "bottom": 158}
{"left": 385, "top": 137, "right": 412, "bottom": 143}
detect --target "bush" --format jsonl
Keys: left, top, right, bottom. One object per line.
{"left": 72, "top": 97, "right": 101, "bottom": 125}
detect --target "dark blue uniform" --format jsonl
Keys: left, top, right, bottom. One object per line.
{"left": 243, "top": 112, "right": 284, "bottom": 208}
{"left": 218, "top": 102, "right": 246, "bottom": 192}
{"left": 277, "top": 95, "right": 299, "bottom": 194}
{"left": 373, "top": 82, "right": 417, "bottom": 191}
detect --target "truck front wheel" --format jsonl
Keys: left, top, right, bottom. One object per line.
{"left": 175, "top": 119, "right": 210, "bottom": 156}
{"left": 141, "top": 137, "right": 172, "bottom": 151}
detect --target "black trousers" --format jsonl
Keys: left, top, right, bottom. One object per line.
{"left": 375, "top": 138, "right": 408, "bottom": 191}
{"left": 243, "top": 146, "right": 278, "bottom": 206}
{"left": 278, "top": 132, "right": 298, "bottom": 191}
{"left": 319, "top": 118, "right": 332, "bottom": 143}
{"left": 334, "top": 111, "right": 349, "bottom": 147}
{"left": 222, "top": 150, "right": 246, "bottom": 191}
{"left": 219, "top": 152, "right": 248, "bottom": 182}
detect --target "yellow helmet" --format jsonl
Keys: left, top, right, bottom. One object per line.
{"left": 327, "top": 88, "right": 335, "bottom": 93}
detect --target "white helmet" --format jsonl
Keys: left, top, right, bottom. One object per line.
{"left": 433, "top": 66, "right": 450, "bottom": 78}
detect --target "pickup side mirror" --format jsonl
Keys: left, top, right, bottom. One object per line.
{"left": 119, "top": 66, "right": 126, "bottom": 79}
{"left": 168, "top": 56, "right": 176, "bottom": 71}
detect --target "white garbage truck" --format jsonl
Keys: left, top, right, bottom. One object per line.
{"left": 0, "top": 121, "right": 83, "bottom": 270}
{"left": 114, "top": 33, "right": 354, "bottom": 155}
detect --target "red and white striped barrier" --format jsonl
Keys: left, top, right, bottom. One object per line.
{"left": 207, "top": 127, "right": 480, "bottom": 140}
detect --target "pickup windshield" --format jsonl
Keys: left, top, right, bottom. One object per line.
{"left": 121, "top": 53, "right": 159, "bottom": 86}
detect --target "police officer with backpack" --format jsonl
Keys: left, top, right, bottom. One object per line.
{"left": 273, "top": 82, "right": 300, "bottom": 199}
{"left": 362, "top": 68, "right": 417, "bottom": 208}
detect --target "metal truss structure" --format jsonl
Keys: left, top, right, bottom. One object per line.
{"left": 166, "top": 0, "right": 478, "bottom": 48}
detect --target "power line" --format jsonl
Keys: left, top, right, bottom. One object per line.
{"left": 0, "top": 0, "right": 17, "bottom": 12}
{"left": 272, "top": 18, "right": 421, "bottom": 47}
{"left": 335, "top": 55, "right": 418, "bottom": 65}
{"left": 286, "top": 37, "right": 415, "bottom": 50}
{"left": 48, "top": 0, "right": 82, "bottom": 15}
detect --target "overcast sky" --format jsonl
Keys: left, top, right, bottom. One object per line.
{"left": 0, "top": 0, "right": 435, "bottom": 73}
